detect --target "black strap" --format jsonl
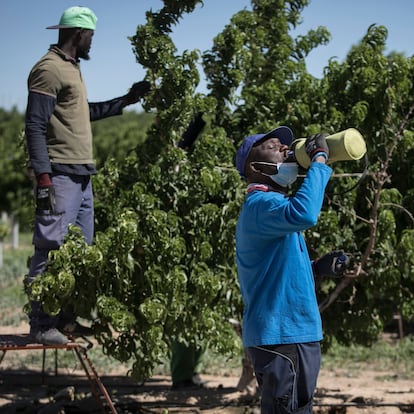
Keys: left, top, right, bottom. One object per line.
{"left": 259, "top": 343, "right": 297, "bottom": 369}
{"left": 327, "top": 153, "right": 369, "bottom": 197}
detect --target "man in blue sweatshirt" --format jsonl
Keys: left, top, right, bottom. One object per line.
{"left": 235, "top": 126, "right": 345, "bottom": 413}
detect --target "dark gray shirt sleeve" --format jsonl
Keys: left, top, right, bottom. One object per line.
{"left": 89, "top": 97, "right": 124, "bottom": 121}
{"left": 25, "top": 91, "right": 56, "bottom": 176}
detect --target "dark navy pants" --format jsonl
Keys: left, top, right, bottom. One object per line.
{"left": 28, "top": 174, "right": 94, "bottom": 330}
{"left": 247, "top": 342, "right": 321, "bottom": 414}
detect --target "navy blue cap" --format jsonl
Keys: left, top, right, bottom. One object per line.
{"left": 235, "top": 126, "right": 294, "bottom": 177}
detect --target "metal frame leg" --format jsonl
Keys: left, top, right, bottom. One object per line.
{"left": 73, "top": 345, "right": 118, "bottom": 414}
{"left": 0, "top": 335, "right": 118, "bottom": 414}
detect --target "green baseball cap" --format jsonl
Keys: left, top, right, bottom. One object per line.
{"left": 46, "top": 6, "right": 97, "bottom": 30}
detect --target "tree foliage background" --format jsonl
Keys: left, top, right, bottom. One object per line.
{"left": 0, "top": 108, "right": 31, "bottom": 226}
{"left": 13, "top": 0, "right": 414, "bottom": 381}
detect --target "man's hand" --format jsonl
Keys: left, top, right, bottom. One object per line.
{"left": 305, "top": 133, "right": 329, "bottom": 162}
{"left": 123, "top": 81, "right": 151, "bottom": 105}
{"left": 313, "top": 250, "right": 351, "bottom": 278}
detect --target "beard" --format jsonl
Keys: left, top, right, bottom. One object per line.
{"left": 76, "top": 46, "right": 90, "bottom": 61}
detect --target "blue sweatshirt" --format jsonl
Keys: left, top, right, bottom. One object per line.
{"left": 236, "top": 162, "right": 332, "bottom": 347}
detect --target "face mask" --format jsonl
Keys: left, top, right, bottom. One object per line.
{"left": 253, "top": 161, "right": 299, "bottom": 187}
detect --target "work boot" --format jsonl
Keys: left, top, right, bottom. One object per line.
{"left": 31, "top": 327, "right": 70, "bottom": 345}
{"left": 171, "top": 379, "right": 204, "bottom": 390}
{"left": 171, "top": 373, "right": 206, "bottom": 390}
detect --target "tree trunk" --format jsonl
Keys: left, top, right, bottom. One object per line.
{"left": 0, "top": 240, "right": 3, "bottom": 269}
{"left": 12, "top": 216, "right": 19, "bottom": 249}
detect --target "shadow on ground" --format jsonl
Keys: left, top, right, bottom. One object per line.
{"left": 0, "top": 370, "right": 259, "bottom": 413}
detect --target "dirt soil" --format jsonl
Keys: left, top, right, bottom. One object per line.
{"left": 1, "top": 324, "right": 414, "bottom": 414}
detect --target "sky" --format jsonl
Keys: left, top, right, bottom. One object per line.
{"left": 1, "top": 0, "right": 413, "bottom": 113}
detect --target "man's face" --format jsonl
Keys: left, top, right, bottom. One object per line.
{"left": 76, "top": 29, "right": 94, "bottom": 60}
{"left": 244, "top": 137, "right": 291, "bottom": 180}
{"left": 251, "top": 137, "right": 289, "bottom": 164}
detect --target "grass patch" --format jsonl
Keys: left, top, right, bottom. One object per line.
{"left": 1, "top": 243, "right": 32, "bottom": 286}
{"left": 1, "top": 239, "right": 32, "bottom": 326}
{"left": 5, "top": 336, "right": 414, "bottom": 384}
{"left": 0, "top": 340, "right": 242, "bottom": 381}
{"left": 322, "top": 336, "right": 414, "bottom": 380}
{"left": 1, "top": 280, "right": 27, "bottom": 325}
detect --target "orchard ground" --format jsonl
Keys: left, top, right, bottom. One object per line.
{"left": 0, "top": 323, "right": 413, "bottom": 413}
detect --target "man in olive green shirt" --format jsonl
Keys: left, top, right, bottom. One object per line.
{"left": 25, "top": 6, "right": 150, "bottom": 345}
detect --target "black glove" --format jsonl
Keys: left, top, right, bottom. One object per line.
{"left": 178, "top": 112, "right": 206, "bottom": 150}
{"left": 36, "top": 185, "right": 56, "bottom": 213}
{"left": 123, "top": 81, "right": 151, "bottom": 105}
{"left": 313, "top": 250, "right": 350, "bottom": 278}
{"left": 305, "top": 133, "right": 329, "bottom": 161}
